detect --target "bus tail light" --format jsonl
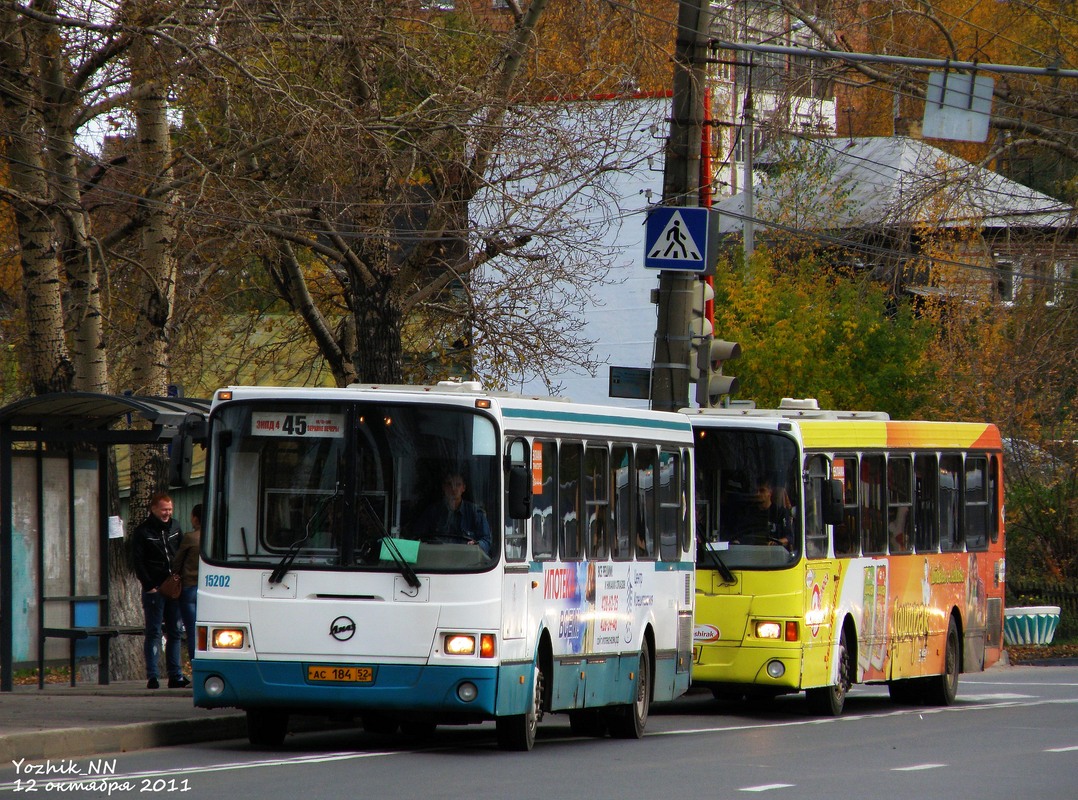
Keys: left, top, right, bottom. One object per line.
{"left": 212, "top": 628, "right": 245, "bottom": 649}
{"left": 785, "top": 621, "right": 799, "bottom": 642}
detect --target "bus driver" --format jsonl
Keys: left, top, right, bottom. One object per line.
{"left": 731, "top": 477, "right": 793, "bottom": 548}
{"left": 415, "top": 471, "right": 492, "bottom": 555}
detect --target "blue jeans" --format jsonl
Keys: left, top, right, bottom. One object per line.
{"left": 142, "top": 589, "right": 184, "bottom": 681}
{"left": 179, "top": 585, "right": 197, "bottom": 661}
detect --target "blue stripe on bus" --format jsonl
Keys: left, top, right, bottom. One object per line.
{"left": 500, "top": 406, "right": 691, "bottom": 433}
{"left": 193, "top": 659, "right": 499, "bottom": 717}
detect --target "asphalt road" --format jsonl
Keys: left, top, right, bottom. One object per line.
{"left": 2, "top": 664, "right": 1075, "bottom": 800}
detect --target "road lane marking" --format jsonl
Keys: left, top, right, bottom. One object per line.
{"left": 740, "top": 784, "right": 796, "bottom": 792}
{"left": 893, "top": 763, "right": 947, "bottom": 771}
{"left": 1045, "top": 745, "right": 1078, "bottom": 753}
{"left": 965, "top": 680, "right": 1078, "bottom": 688}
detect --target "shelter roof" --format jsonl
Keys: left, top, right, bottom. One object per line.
{"left": 0, "top": 393, "right": 208, "bottom": 441}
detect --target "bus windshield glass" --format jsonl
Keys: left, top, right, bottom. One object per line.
{"left": 695, "top": 428, "right": 801, "bottom": 568}
{"left": 204, "top": 401, "right": 500, "bottom": 573}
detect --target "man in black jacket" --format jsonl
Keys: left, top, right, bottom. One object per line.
{"left": 132, "top": 491, "right": 190, "bottom": 689}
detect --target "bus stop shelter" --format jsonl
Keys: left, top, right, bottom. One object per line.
{"left": 0, "top": 393, "right": 208, "bottom": 691}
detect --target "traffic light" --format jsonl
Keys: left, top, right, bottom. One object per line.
{"left": 696, "top": 337, "right": 741, "bottom": 408}
{"left": 687, "top": 279, "right": 714, "bottom": 387}
{"left": 687, "top": 279, "right": 741, "bottom": 408}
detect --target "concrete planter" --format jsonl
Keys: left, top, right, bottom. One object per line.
{"left": 1003, "top": 605, "right": 1061, "bottom": 646}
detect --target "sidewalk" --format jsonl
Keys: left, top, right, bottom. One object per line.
{"left": 0, "top": 682, "right": 246, "bottom": 764}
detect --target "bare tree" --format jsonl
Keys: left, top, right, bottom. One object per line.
{"left": 160, "top": 0, "right": 678, "bottom": 389}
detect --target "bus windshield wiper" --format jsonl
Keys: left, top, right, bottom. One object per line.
{"left": 358, "top": 498, "right": 421, "bottom": 589}
{"left": 701, "top": 541, "right": 737, "bottom": 585}
{"left": 269, "top": 485, "right": 340, "bottom": 584}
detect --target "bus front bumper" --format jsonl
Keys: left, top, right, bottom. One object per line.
{"left": 193, "top": 659, "right": 502, "bottom": 718}
{"left": 692, "top": 641, "right": 802, "bottom": 692}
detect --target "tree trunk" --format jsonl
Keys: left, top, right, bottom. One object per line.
{"left": 37, "top": 0, "right": 109, "bottom": 393}
{"left": 351, "top": 276, "right": 405, "bottom": 384}
{"left": 0, "top": 8, "right": 74, "bottom": 393}
{"left": 108, "top": 31, "right": 179, "bottom": 679}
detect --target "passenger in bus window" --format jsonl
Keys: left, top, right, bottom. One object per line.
{"left": 731, "top": 477, "right": 793, "bottom": 548}
{"left": 414, "top": 471, "right": 492, "bottom": 555}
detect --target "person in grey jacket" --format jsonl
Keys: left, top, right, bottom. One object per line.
{"left": 131, "top": 492, "right": 189, "bottom": 689}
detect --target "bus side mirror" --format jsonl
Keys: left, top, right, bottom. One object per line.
{"left": 168, "top": 415, "right": 207, "bottom": 488}
{"left": 824, "top": 479, "right": 844, "bottom": 526}
{"left": 508, "top": 465, "right": 532, "bottom": 519}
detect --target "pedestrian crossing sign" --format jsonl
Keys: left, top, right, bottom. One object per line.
{"left": 644, "top": 206, "right": 715, "bottom": 273}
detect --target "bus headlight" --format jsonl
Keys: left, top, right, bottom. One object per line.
{"left": 443, "top": 633, "right": 497, "bottom": 657}
{"left": 444, "top": 634, "right": 476, "bottom": 656}
{"left": 755, "top": 621, "right": 782, "bottom": 639}
{"left": 212, "top": 628, "right": 245, "bottom": 649}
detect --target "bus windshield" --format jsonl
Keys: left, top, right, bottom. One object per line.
{"left": 204, "top": 400, "right": 500, "bottom": 573}
{"left": 694, "top": 428, "right": 801, "bottom": 568}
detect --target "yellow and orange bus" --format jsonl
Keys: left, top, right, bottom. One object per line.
{"left": 686, "top": 400, "right": 1005, "bottom": 715}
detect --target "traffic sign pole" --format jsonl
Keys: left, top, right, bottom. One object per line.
{"left": 650, "top": 0, "right": 712, "bottom": 413}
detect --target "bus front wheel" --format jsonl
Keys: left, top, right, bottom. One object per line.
{"left": 806, "top": 627, "right": 851, "bottom": 717}
{"left": 246, "top": 709, "right": 289, "bottom": 747}
{"left": 497, "top": 663, "right": 543, "bottom": 751}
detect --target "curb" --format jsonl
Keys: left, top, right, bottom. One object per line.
{"left": 0, "top": 716, "right": 248, "bottom": 764}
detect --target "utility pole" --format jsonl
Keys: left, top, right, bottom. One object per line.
{"left": 650, "top": 0, "right": 713, "bottom": 412}
{"left": 743, "top": 85, "right": 754, "bottom": 259}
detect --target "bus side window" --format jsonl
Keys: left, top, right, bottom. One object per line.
{"left": 637, "top": 447, "right": 658, "bottom": 559}
{"left": 611, "top": 445, "right": 633, "bottom": 560}
{"left": 888, "top": 456, "right": 913, "bottom": 554}
{"left": 504, "top": 437, "right": 529, "bottom": 562}
{"left": 860, "top": 454, "right": 887, "bottom": 555}
{"left": 658, "top": 450, "right": 682, "bottom": 561}
{"left": 914, "top": 454, "right": 939, "bottom": 552}
{"left": 532, "top": 440, "right": 557, "bottom": 561}
{"left": 560, "top": 442, "right": 583, "bottom": 561}
{"left": 681, "top": 450, "right": 694, "bottom": 554}
{"left": 940, "top": 454, "right": 963, "bottom": 552}
{"left": 833, "top": 455, "right": 859, "bottom": 557}
{"left": 584, "top": 447, "right": 609, "bottom": 559}
{"left": 804, "top": 455, "right": 830, "bottom": 559}
{"left": 964, "top": 454, "right": 989, "bottom": 551}
{"left": 988, "top": 455, "right": 1000, "bottom": 544}
{"left": 832, "top": 457, "right": 858, "bottom": 556}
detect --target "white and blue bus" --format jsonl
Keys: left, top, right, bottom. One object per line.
{"left": 193, "top": 382, "right": 696, "bottom": 750}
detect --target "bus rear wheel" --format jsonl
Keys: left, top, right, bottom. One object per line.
{"left": 607, "top": 640, "right": 651, "bottom": 739}
{"left": 246, "top": 709, "right": 289, "bottom": 747}
{"left": 806, "top": 627, "right": 851, "bottom": 717}
{"left": 924, "top": 617, "right": 960, "bottom": 706}
{"left": 497, "top": 663, "right": 543, "bottom": 751}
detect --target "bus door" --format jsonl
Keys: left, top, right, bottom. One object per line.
{"left": 801, "top": 453, "right": 842, "bottom": 689}
{"left": 501, "top": 438, "right": 533, "bottom": 662}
